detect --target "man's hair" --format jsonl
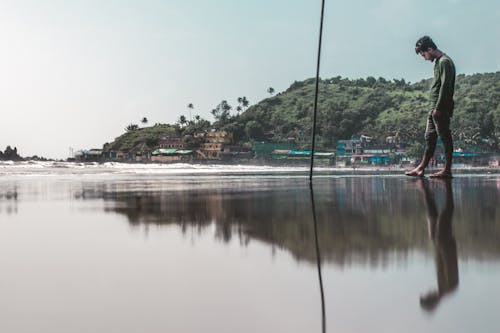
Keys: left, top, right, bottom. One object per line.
{"left": 415, "top": 36, "right": 437, "bottom": 54}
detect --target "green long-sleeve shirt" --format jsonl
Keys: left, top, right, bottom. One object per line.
{"left": 430, "top": 54, "right": 456, "bottom": 114}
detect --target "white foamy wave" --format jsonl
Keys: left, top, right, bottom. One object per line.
{"left": 0, "top": 160, "right": 309, "bottom": 176}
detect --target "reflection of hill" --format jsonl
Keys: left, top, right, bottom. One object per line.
{"left": 0, "top": 187, "right": 18, "bottom": 215}
{"left": 77, "top": 178, "right": 500, "bottom": 265}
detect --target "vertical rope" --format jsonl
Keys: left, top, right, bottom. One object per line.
{"left": 309, "top": 2, "right": 327, "bottom": 328}
{"left": 309, "top": 0, "right": 327, "bottom": 182}
{"left": 310, "top": 182, "right": 326, "bottom": 332}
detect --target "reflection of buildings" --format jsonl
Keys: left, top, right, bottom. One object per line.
{"left": 75, "top": 179, "right": 428, "bottom": 265}
{"left": 74, "top": 178, "right": 500, "bottom": 266}
{"left": 418, "top": 179, "right": 458, "bottom": 312}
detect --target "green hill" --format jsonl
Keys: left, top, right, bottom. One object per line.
{"left": 106, "top": 72, "right": 500, "bottom": 153}
{"left": 104, "top": 124, "right": 179, "bottom": 152}
{"left": 229, "top": 72, "right": 499, "bottom": 151}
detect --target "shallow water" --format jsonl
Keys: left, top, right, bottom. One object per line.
{"left": 0, "top": 165, "right": 499, "bottom": 333}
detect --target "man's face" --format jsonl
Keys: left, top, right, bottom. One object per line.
{"left": 419, "top": 50, "right": 434, "bottom": 62}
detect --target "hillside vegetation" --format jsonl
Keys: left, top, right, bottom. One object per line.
{"left": 107, "top": 72, "right": 500, "bottom": 152}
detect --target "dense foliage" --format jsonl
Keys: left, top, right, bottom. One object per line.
{"left": 104, "top": 124, "right": 180, "bottom": 152}
{"left": 107, "top": 72, "right": 499, "bottom": 152}
{"left": 229, "top": 72, "right": 499, "bottom": 151}
{"left": 0, "top": 146, "right": 22, "bottom": 161}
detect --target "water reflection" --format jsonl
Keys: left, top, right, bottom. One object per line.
{"left": 0, "top": 176, "right": 498, "bottom": 333}
{"left": 418, "top": 179, "right": 459, "bottom": 312}
{"left": 310, "top": 183, "right": 326, "bottom": 333}
{"left": 71, "top": 177, "right": 500, "bottom": 265}
{"left": 0, "top": 187, "right": 18, "bottom": 215}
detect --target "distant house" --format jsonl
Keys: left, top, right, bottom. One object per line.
{"left": 151, "top": 149, "right": 193, "bottom": 162}
{"left": 158, "top": 136, "right": 185, "bottom": 149}
{"left": 219, "top": 145, "right": 253, "bottom": 160}
{"left": 75, "top": 149, "right": 103, "bottom": 162}
{"left": 252, "top": 142, "right": 295, "bottom": 159}
{"left": 199, "top": 130, "right": 233, "bottom": 159}
{"left": 351, "top": 154, "right": 390, "bottom": 165}
{"left": 336, "top": 137, "right": 394, "bottom": 166}
{"left": 130, "top": 142, "right": 152, "bottom": 162}
{"left": 336, "top": 138, "right": 363, "bottom": 155}
{"left": 269, "top": 149, "right": 334, "bottom": 164}
{"left": 102, "top": 150, "right": 126, "bottom": 160}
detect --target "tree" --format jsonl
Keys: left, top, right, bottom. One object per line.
{"left": 182, "top": 135, "right": 203, "bottom": 149}
{"left": 125, "top": 124, "right": 139, "bottom": 132}
{"left": 245, "top": 121, "right": 265, "bottom": 141}
{"left": 237, "top": 96, "right": 250, "bottom": 113}
{"left": 267, "top": 87, "right": 275, "bottom": 96}
{"left": 405, "top": 142, "right": 424, "bottom": 159}
{"left": 178, "top": 115, "right": 187, "bottom": 126}
{"left": 211, "top": 100, "right": 232, "bottom": 125}
{"left": 187, "top": 103, "right": 194, "bottom": 121}
{"left": 2, "top": 146, "right": 21, "bottom": 161}
{"left": 366, "top": 76, "right": 376, "bottom": 87}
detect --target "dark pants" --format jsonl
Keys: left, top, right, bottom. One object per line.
{"left": 423, "top": 110, "right": 453, "bottom": 165}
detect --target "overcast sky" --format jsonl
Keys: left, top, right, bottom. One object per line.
{"left": 0, "top": 0, "right": 499, "bottom": 159}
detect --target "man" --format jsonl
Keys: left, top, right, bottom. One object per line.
{"left": 416, "top": 179, "right": 458, "bottom": 311}
{"left": 406, "top": 36, "right": 456, "bottom": 178}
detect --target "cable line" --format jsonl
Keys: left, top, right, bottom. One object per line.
{"left": 309, "top": 0, "right": 327, "bottom": 182}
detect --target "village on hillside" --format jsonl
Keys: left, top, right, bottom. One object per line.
{"left": 72, "top": 130, "right": 500, "bottom": 168}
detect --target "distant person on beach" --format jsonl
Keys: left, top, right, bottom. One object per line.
{"left": 417, "top": 179, "right": 458, "bottom": 312}
{"left": 406, "top": 36, "right": 456, "bottom": 178}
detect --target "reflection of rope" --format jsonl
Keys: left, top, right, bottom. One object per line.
{"left": 309, "top": 0, "right": 327, "bottom": 182}
{"left": 310, "top": 182, "right": 326, "bottom": 333}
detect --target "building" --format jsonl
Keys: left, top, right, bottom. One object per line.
{"left": 151, "top": 149, "right": 193, "bottom": 162}
{"left": 158, "top": 136, "right": 185, "bottom": 149}
{"left": 336, "top": 136, "right": 394, "bottom": 166}
{"left": 252, "top": 142, "right": 295, "bottom": 159}
{"left": 199, "top": 130, "right": 233, "bottom": 159}
{"left": 75, "top": 149, "right": 103, "bottom": 162}
{"left": 336, "top": 138, "right": 363, "bottom": 155}
{"left": 130, "top": 142, "right": 153, "bottom": 162}
{"left": 270, "top": 149, "right": 335, "bottom": 164}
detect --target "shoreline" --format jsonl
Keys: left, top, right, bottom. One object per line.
{"left": 0, "top": 159, "right": 498, "bottom": 177}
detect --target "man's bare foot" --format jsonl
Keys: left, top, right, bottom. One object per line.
{"left": 405, "top": 168, "right": 425, "bottom": 177}
{"left": 429, "top": 170, "right": 453, "bottom": 179}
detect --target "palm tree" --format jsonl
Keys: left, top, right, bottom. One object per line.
{"left": 267, "top": 87, "right": 275, "bottom": 96}
{"left": 187, "top": 103, "right": 194, "bottom": 122}
{"left": 237, "top": 96, "right": 250, "bottom": 113}
{"left": 178, "top": 115, "right": 187, "bottom": 126}
{"left": 241, "top": 96, "right": 249, "bottom": 109}
{"left": 125, "top": 124, "right": 139, "bottom": 132}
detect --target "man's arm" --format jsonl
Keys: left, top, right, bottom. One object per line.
{"left": 434, "top": 59, "right": 454, "bottom": 112}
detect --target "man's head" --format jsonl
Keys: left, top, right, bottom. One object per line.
{"left": 415, "top": 36, "right": 440, "bottom": 61}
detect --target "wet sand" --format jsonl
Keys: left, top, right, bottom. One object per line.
{"left": 0, "top": 172, "right": 499, "bottom": 333}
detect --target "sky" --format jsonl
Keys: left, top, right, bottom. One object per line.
{"left": 0, "top": 0, "right": 499, "bottom": 159}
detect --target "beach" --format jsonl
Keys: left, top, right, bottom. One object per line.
{"left": 0, "top": 162, "right": 499, "bottom": 332}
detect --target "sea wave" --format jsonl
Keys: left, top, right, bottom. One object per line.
{"left": 2, "top": 160, "right": 495, "bottom": 178}
{"left": 0, "top": 160, "right": 311, "bottom": 176}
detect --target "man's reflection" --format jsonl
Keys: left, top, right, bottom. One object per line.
{"left": 417, "top": 179, "right": 458, "bottom": 312}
